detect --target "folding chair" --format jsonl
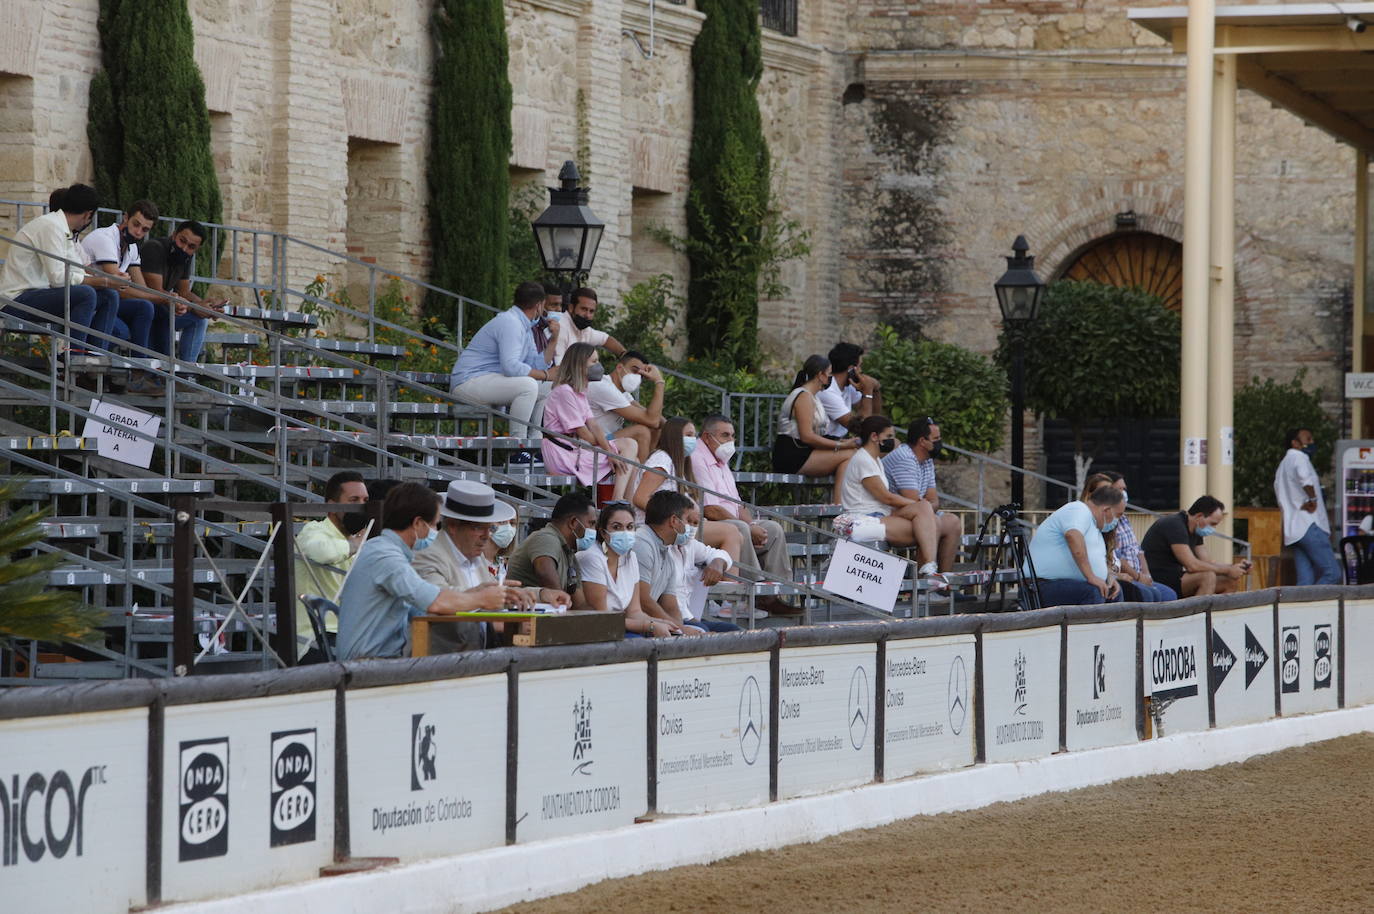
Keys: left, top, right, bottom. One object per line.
{"left": 298, "top": 595, "right": 340, "bottom": 663}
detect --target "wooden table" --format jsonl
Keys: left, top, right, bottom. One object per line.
{"left": 409, "top": 610, "right": 625, "bottom": 656}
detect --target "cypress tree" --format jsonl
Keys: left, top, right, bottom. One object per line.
{"left": 427, "top": 0, "right": 513, "bottom": 332}
{"left": 685, "top": 0, "right": 770, "bottom": 364}
{"left": 87, "top": 0, "right": 222, "bottom": 229}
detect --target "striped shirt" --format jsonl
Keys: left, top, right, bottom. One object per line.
{"left": 883, "top": 445, "right": 937, "bottom": 496}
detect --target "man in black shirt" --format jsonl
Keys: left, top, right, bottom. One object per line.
{"left": 1140, "top": 495, "right": 1252, "bottom": 597}
{"left": 139, "top": 220, "right": 225, "bottom": 362}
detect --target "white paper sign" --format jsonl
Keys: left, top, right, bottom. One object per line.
{"left": 515, "top": 665, "right": 647, "bottom": 843}
{"left": 80, "top": 399, "right": 161, "bottom": 468}
{"left": 346, "top": 677, "right": 507, "bottom": 860}
{"left": 982, "top": 628, "right": 1060, "bottom": 763}
{"left": 1278, "top": 601, "right": 1339, "bottom": 716}
{"left": 1143, "top": 615, "right": 1208, "bottom": 736}
{"left": 161, "top": 692, "right": 335, "bottom": 905}
{"left": 1219, "top": 426, "right": 1234, "bottom": 466}
{"left": 822, "top": 539, "right": 905, "bottom": 612}
{"left": 1065, "top": 620, "right": 1137, "bottom": 751}
{"left": 0, "top": 709, "right": 148, "bottom": 914}
{"left": 1210, "top": 606, "right": 1276, "bottom": 727}
{"left": 777, "top": 644, "right": 876, "bottom": 799}
{"left": 883, "top": 635, "right": 976, "bottom": 778}
{"left": 1345, "top": 372, "right": 1374, "bottom": 398}
{"left": 1183, "top": 436, "right": 1205, "bottom": 467}
{"left": 656, "top": 654, "right": 771, "bottom": 814}
{"left": 1345, "top": 598, "right": 1374, "bottom": 707}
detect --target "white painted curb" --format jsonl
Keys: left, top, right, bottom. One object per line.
{"left": 160, "top": 705, "right": 1374, "bottom": 914}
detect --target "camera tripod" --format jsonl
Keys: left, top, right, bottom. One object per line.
{"left": 970, "top": 503, "right": 1042, "bottom": 613}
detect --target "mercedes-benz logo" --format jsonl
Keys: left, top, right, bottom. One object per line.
{"left": 947, "top": 655, "right": 968, "bottom": 736}
{"left": 847, "top": 666, "right": 869, "bottom": 750}
{"left": 738, "top": 675, "right": 763, "bottom": 766}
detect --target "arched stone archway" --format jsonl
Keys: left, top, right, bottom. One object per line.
{"left": 1055, "top": 231, "right": 1184, "bottom": 312}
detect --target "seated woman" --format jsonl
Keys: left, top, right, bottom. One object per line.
{"left": 576, "top": 502, "right": 684, "bottom": 637}
{"left": 835, "top": 415, "right": 947, "bottom": 589}
{"left": 631, "top": 415, "right": 746, "bottom": 564}
{"left": 540, "top": 341, "right": 632, "bottom": 501}
{"left": 773, "top": 355, "right": 859, "bottom": 502}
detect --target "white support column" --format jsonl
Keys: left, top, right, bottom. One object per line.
{"left": 1356, "top": 151, "right": 1369, "bottom": 437}
{"left": 1180, "top": 0, "right": 1216, "bottom": 509}
{"left": 1207, "top": 50, "right": 1236, "bottom": 536}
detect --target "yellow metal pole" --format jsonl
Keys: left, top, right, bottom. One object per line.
{"left": 1356, "top": 151, "right": 1369, "bottom": 438}
{"left": 1180, "top": 0, "right": 1216, "bottom": 509}
{"left": 1208, "top": 50, "right": 1236, "bottom": 537}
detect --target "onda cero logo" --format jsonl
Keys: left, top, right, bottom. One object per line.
{"left": 269, "top": 729, "right": 316, "bottom": 847}
{"left": 179, "top": 738, "right": 229, "bottom": 861}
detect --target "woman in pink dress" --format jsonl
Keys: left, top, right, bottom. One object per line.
{"left": 541, "top": 342, "right": 630, "bottom": 498}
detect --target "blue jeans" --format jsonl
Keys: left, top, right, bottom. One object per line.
{"left": 1291, "top": 523, "right": 1342, "bottom": 586}
{"left": 1120, "top": 579, "right": 1178, "bottom": 603}
{"left": 686, "top": 617, "right": 743, "bottom": 633}
{"left": 150, "top": 308, "right": 208, "bottom": 361}
{"left": 1034, "top": 577, "right": 1124, "bottom": 608}
{"left": 8, "top": 285, "right": 117, "bottom": 349}
{"left": 111, "top": 298, "right": 155, "bottom": 352}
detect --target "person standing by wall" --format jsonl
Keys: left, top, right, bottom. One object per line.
{"left": 1274, "top": 427, "right": 1342, "bottom": 585}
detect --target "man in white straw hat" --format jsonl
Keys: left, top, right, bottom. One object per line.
{"left": 413, "top": 479, "right": 571, "bottom": 651}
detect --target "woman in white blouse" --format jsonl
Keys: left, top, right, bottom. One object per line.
{"left": 575, "top": 502, "right": 682, "bottom": 637}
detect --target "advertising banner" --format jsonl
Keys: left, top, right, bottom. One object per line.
{"left": 1065, "top": 620, "right": 1137, "bottom": 752}
{"left": 161, "top": 692, "right": 335, "bottom": 904}
{"left": 515, "top": 664, "right": 647, "bottom": 843}
{"left": 882, "top": 635, "right": 976, "bottom": 779}
{"left": 655, "top": 653, "right": 771, "bottom": 814}
{"left": 1345, "top": 598, "right": 1374, "bottom": 707}
{"left": 1210, "top": 606, "right": 1276, "bottom": 728}
{"left": 346, "top": 676, "right": 507, "bottom": 860}
{"left": 982, "top": 628, "right": 1060, "bottom": 763}
{"left": 1143, "top": 615, "right": 1208, "bottom": 736}
{"left": 0, "top": 708, "right": 147, "bottom": 914}
{"left": 1278, "top": 601, "right": 1339, "bottom": 716}
{"left": 777, "top": 643, "right": 876, "bottom": 799}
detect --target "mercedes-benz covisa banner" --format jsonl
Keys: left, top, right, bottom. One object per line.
{"left": 1210, "top": 606, "right": 1276, "bottom": 727}
{"left": 1065, "top": 620, "right": 1137, "bottom": 751}
{"left": 982, "top": 628, "right": 1060, "bottom": 763}
{"left": 161, "top": 692, "right": 335, "bottom": 904}
{"left": 1278, "top": 601, "right": 1339, "bottom": 716}
{"left": 0, "top": 708, "right": 147, "bottom": 914}
{"left": 777, "top": 643, "right": 876, "bottom": 799}
{"left": 346, "top": 676, "right": 506, "bottom": 860}
{"left": 514, "top": 664, "right": 647, "bottom": 843}
{"left": 655, "top": 653, "right": 771, "bottom": 814}
{"left": 1143, "top": 615, "right": 1207, "bottom": 736}
{"left": 882, "top": 635, "right": 975, "bottom": 778}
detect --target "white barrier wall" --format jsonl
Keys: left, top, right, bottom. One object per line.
{"left": 1278, "top": 601, "right": 1339, "bottom": 716}
{"left": 1210, "top": 606, "right": 1276, "bottom": 727}
{"left": 160, "top": 692, "right": 335, "bottom": 904}
{"left": 882, "top": 635, "right": 976, "bottom": 778}
{"left": 777, "top": 644, "right": 876, "bottom": 799}
{"left": 655, "top": 653, "right": 771, "bottom": 815}
{"left": 346, "top": 676, "right": 507, "bottom": 860}
{"left": 1065, "top": 620, "right": 1137, "bottom": 752}
{"left": 982, "top": 628, "right": 1060, "bottom": 763}
{"left": 1345, "top": 598, "right": 1374, "bottom": 706}
{"left": 0, "top": 708, "right": 148, "bottom": 914}
{"left": 514, "top": 664, "right": 648, "bottom": 843}
{"left": 1143, "top": 615, "right": 1208, "bottom": 736}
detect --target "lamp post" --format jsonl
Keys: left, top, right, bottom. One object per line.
{"left": 531, "top": 160, "right": 605, "bottom": 308}
{"left": 994, "top": 235, "right": 1046, "bottom": 511}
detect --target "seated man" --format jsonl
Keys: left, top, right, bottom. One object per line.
{"left": 413, "top": 480, "right": 570, "bottom": 652}
{"left": 335, "top": 482, "right": 507, "bottom": 660}
{"left": 450, "top": 281, "right": 556, "bottom": 445}
{"left": 587, "top": 349, "right": 666, "bottom": 481}
{"left": 1024, "top": 486, "right": 1126, "bottom": 607}
{"left": 0, "top": 183, "right": 119, "bottom": 351}
{"left": 293, "top": 470, "right": 369, "bottom": 662}
{"left": 506, "top": 491, "right": 598, "bottom": 605}
{"left": 1101, "top": 471, "right": 1176, "bottom": 602}
{"left": 884, "top": 417, "right": 962, "bottom": 572}
{"left": 551, "top": 286, "right": 626, "bottom": 366}
{"left": 80, "top": 199, "right": 165, "bottom": 391}
{"left": 1141, "top": 495, "right": 1252, "bottom": 597}
{"left": 818, "top": 341, "right": 883, "bottom": 436}
{"left": 690, "top": 414, "right": 800, "bottom": 616}
{"left": 139, "top": 220, "right": 227, "bottom": 362}
{"left": 670, "top": 506, "right": 743, "bottom": 633}
{"left": 631, "top": 490, "right": 703, "bottom": 635}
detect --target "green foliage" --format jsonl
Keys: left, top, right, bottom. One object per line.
{"left": 1233, "top": 371, "right": 1337, "bottom": 507}
{"left": 427, "top": 0, "right": 512, "bottom": 332}
{"left": 507, "top": 181, "right": 550, "bottom": 305}
{"left": 995, "top": 280, "right": 1181, "bottom": 453}
{"left": 863, "top": 325, "right": 1008, "bottom": 455}
{"left": 603, "top": 274, "right": 681, "bottom": 368}
{"left": 87, "top": 0, "right": 222, "bottom": 235}
{"left": 0, "top": 479, "right": 104, "bottom": 646}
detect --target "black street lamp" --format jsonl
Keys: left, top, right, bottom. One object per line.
{"left": 531, "top": 160, "right": 605, "bottom": 306}
{"left": 994, "top": 235, "right": 1046, "bottom": 511}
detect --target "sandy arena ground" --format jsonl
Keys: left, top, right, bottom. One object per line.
{"left": 497, "top": 733, "right": 1374, "bottom": 913}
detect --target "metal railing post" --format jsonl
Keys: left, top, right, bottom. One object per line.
{"left": 270, "top": 501, "right": 298, "bottom": 666}
{"left": 172, "top": 495, "right": 195, "bottom": 675}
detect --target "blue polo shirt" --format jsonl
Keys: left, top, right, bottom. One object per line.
{"left": 336, "top": 529, "right": 442, "bottom": 660}
{"left": 450, "top": 306, "right": 545, "bottom": 387}
{"left": 1025, "top": 501, "right": 1107, "bottom": 582}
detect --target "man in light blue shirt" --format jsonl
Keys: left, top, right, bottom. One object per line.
{"left": 1024, "top": 486, "right": 1125, "bottom": 608}
{"left": 450, "top": 281, "right": 556, "bottom": 439}
{"left": 336, "top": 482, "right": 506, "bottom": 660}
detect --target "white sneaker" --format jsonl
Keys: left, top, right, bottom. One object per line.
{"left": 919, "top": 562, "right": 939, "bottom": 576}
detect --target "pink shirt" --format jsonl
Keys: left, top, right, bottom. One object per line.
{"left": 689, "top": 444, "right": 741, "bottom": 516}
{"left": 543, "top": 384, "right": 592, "bottom": 436}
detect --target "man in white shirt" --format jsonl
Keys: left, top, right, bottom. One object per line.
{"left": 818, "top": 341, "right": 883, "bottom": 437}
{"left": 672, "top": 527, "right": 742, "bottom": 632}
{"left": 551, "top": 287, "right": 626, "bottom": 366}
{"left": 1274, "top": 427, "right": 1341, "bottom": 585}
{"left": 587, "top": 349, "right": 666, "bottom": 476}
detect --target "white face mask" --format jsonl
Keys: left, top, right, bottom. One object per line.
{"left": 620, "top": 372, "right": 642, "bottom": 394}
{"left": 713, "top": 439, "right": 737, "bottom": 464}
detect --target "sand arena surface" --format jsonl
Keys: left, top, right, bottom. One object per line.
{"left": 498, "top": 733, "right": 1374, "bottom": 913}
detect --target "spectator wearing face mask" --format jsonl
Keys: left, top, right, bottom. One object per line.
{"left": 540, "top": 342, "right": 635, "bottom": 501}
{"left": 1274, "top": 427, "right": 1341, "bottom": 585}
{"left": 450, "top": 280, "right": 556, "bottom": 444}
{"left": 138, "top": 220, "right": 227, "bottom": 363}
{"left": 587, "top": 349, "right": 666, "bottom": 489}
{"left": 632, "top": 416, "right": 747, "bottom": 566}
{"left": 1024, "top": 485, "right": 1127, "bottom": 607}
{"left": 506, "top": 492, "right": 598, "bottom": 603}
{"left": 883, "top": 417, "right": 962, "bottom": 572}
{"left": 551, "top": 286, "right": 626, "bottom": 366}
{"left": 1141, "top": 495, "right": 1252, "bottom": 597}
{"left": 294, "top": 471, "right": 370, "bottom": 660}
